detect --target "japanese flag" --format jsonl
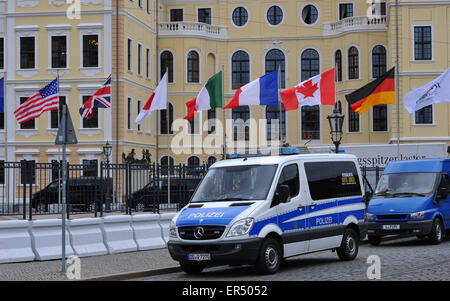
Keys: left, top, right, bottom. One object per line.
{"left": 280, "top": 68, "right": 335, "bottom": 111}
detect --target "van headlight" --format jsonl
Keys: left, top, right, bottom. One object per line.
{"left": 169, "top": 221, "right": 177, "bottom": 238}
{"left": 409, "top": 211, "right": 426, "bottom": 220}
{"left": 227, "top": 218, "right": 254, "bottom": 237}
{"left": 366, "top": 213, "right": 375, "bottom": 221}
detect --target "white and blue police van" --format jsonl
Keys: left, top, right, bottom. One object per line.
{"left": 167, "top": 148, "right": 368, "bottom": 274}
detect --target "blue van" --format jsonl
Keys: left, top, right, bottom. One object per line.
{"left": 367, "top": 159, "right": 450, "bottom": 245}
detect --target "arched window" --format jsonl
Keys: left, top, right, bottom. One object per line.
{"left": 232, "top": 106, "right": 250, "bottom": 141}
{"left": 160, "top": 155, "right": 174, "bottom": 175}
{"left": 207, "top": 156, "right": 217, "bottom": 166}
{"left": 187, "top": 156, "right": 200, "bottom": 167}
{"left": 266, "top": 104, "right": 286, "bottom": 141}
{"left": 187, "top": 50, "right": 199, "bottom": 83}
{"left": 160, "top": 102, "right": 174, "bottom": 134}
{"left": 231, "top": 50, "right": 250, "bottom": 89}
{"left": 348, "top": 46, "right": 359, "bottom": 80}
{"left": 372, "top": 45, "right": 386, "bottom": 78}
{"left": 301, "top": 48, "right": 320, "bottom": 140}
{"left": 301, "top": 48, "right": 320, "bottom": 81}
{"left": 335, "top": 50, "right": 342, "bottom": 82}
{"left": 160, "top": 50, "right": 174, "bottom": 82}
{"left": 265, "top": 49, "right": 285, "bottom": 88}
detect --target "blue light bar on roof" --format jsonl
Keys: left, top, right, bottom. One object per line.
{"left": 228, "top": 147, "right": 302, "bottom": 159}
{"left": 280, "top": 147, "right": 301, "bottom": 155}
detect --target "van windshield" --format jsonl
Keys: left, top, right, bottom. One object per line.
{"left": 190, "top": 164, "right": 278, "bottom": 203}
{"left": 375, "top": 172, "right": 439, "bottom": 197}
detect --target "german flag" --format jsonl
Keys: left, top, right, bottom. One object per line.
{"left": 345, "top": 67, "right": 395, "bottom": 114}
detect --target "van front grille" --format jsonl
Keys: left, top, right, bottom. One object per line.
{"left": 376, "top": 214, "right": 408, "bottom": 220}
{"left": 178, "top": 226, "right": 225, "bottom": 240}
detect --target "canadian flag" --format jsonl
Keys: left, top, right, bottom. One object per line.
{"left": 280, "top": 68, "right": 335, "bottom": 111}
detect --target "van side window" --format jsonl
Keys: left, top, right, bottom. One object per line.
{"left": 278, "top": 164, "right": 300, "bottom": 197}
{"left": 304, "top": 161, "right": 362, "bottom": 200}
{"left": 439, "top": 174, "right": 450, "bottom": 189}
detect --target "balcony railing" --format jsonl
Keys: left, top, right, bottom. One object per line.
{"left": 158, "top": 22, "right": 228, "bottom": 40}
{"left": 323, "top": 15, "right": 388, "bottom": 36}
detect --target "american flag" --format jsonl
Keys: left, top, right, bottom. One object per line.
{"left": 14, "top": 77, "right": 59, "bottom": 124}
{"left": 79, "top": 74, "right": 111, "bottom": 119}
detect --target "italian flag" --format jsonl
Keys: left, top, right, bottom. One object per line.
{"left": 184, "top": 71, "right": 223, "bottom": 120}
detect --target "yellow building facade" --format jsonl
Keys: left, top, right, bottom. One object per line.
{"left": 1, "top": 0, "right": 449, "bottom": 170}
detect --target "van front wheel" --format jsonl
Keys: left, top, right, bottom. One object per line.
{"left": 255, "top": 237, "right": 282, "bottom": 275}
{"left": 428, "top": 218, "right": 444, "bottom": 245}
{"left": 337, "top": 228, "right": 359, "bottom": 261}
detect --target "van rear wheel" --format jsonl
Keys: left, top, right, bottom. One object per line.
{"left": 255, "top": 237, "right": 282, "bottom": 275}
{"left": 337, "top": 228, "right": 359, "bottom": 261}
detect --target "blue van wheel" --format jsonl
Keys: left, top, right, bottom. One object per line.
{"left": 428, "top": 218, "right": 444, "bottom": 245}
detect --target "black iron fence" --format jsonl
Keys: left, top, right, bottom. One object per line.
{"left": 0, "top": 160, "right": 208, "bottom": 220}
{"left": 361, "top": 166, "right": 384, "bottom": 191}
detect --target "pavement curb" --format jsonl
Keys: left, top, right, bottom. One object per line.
{"left": 80, "top": 266, "right": 181, "bottom": 281}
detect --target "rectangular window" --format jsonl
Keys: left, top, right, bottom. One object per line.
{"left": 82, "top": 95, "right": 98, "bottom": 128}
{"left": 138, "top": 44, "right": 142, "bottom": 75}
{"left": 137, "top": 100, "right": 142, "bottom": 132}
{"left": 188, "top": 114, "right": 199, "bottom": 135}
{"left": 414, "top": 26, "right": 432, "bottom": 61}
{"left": 0, "top": 37, "right": 4, "bottom": 70}
{"left": 147, "top": 0, "right": 150, "bottom": 14}
{"left": 0, "top": 111, "right": 3, "bottom": 130}
{"left": 373, "top": 104, "right": 388, "bottom": 132}
{"left": 0, "top": 161, "right": 5, "bottom": 185}
{"left": 301, "top": 106, "right": 320, "bottom": 140}
{"left": 415, "top": 105, "right": 433, "bottom": 124}
{"left": 207, "top": 108, "right": 216, "bottom": 134}
{"left": 82, "top": 35, "right": 99, "bottom": 67}
{"left": 371, "top": 1, "right": 386, "bottom": 16}
{"left": 305, "top": 161, "right": 361, "bottom": 200}
{"left": 20, "top": 160, "right": 36, "bottom": 185}
{"left": 348, "top": 103, "right": 359, "bottom": 132}
{"left": 19, "top": 97, "right": 35, "bottom": 129}
{"left": 339, "top": 3, "right": 353, "bottom": 20}
{"left": 20, "top": 37, "right": 35, "bottom": 69}
{"left": 51, "top": 160, "right": 60, "bottom": 181}
{"left": 198, "top": 8, "right": 212, "bottom": 24}
{"left": 170, "top": 9, "right": 183, "bottom": 22}
{"left": 146, "top": 48, "right": 150, "bottom": 79}
{"left": 50, "top": 96, "right": 66, "bottom": 129}
{"left": 51, "top": 36, "right": 67, "bottom": 69}
{"left": 127, "top": 38, "right": 132, "bottom": 72}
{"left": 138, "top": 0, "right": 142, "bottom": 8}
{"left": 127, "top": 97, "right": 132, "bottom": 130}
{"left": 82, "top": 159, "right": 98, "bottom": 177}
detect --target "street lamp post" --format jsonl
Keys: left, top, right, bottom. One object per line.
{"left": 327, "top": 107, "right": 345, "bottom": 154}
{"left": 102, "top": 141, "right": 112, "bottom": 211}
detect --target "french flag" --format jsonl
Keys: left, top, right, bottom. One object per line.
{"left": 223, "top": 71, "right": 279, "bottom": 109}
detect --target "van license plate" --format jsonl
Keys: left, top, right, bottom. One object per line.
{"left": 188, "top": 253, "right": 211, "bottom": 261}
{"left": 382, "top": 224, "right": 400, "bottom": 230}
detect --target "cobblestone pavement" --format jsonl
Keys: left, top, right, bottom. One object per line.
{"left": 139, "top": 236, "right": 450, "bottom": 281}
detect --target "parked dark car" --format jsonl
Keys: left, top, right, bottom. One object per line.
{"left": 129, "top": 178, "right": 201, "bottom": 211}
{"left": 31, "top": 177, "right": 112, "bottom": 212}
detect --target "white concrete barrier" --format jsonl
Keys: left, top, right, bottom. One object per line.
{"left": 101, "top": 215, "right": 137, "bottom": 254}
{"left": 131, "top": 214, "right": 166, "bottom": 251}
{"left": 68, "top": 218, "right": 108, "bottom": 257}
{"left": 29, "top": 219, "right": 74, "bottom": 261}
{"left": 0, "top": 220, "right": 35, "bottom": 263}
{"left": 159, "top": 213, "right": 176, "bottom": 244}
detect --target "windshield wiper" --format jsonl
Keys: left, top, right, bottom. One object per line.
{"left": 205, "top": 197, "right": 250, "bottom": 202}
{"left": 390, "top": 192, "right": 426, "bottom": 197}
{"left": 375, "top": 190, "right": 391, "bottom": 196}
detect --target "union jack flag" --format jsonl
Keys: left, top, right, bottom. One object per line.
{"left": 14, "top": 77, "right": 59, "bottom": 124}
{"left": 79, "top": 74, "right": 112, "bottom": 119}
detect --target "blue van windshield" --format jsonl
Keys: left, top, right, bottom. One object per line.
{"left": 190, "top": 165, "right": 278, "bottom": 203}
{"left": 375, "top": 172, "right": 439, "bottom": 197}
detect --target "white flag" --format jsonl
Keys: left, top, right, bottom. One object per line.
{"left": 135, "top": 72, "right": 168, "bottom": 125}
{"left": 403, "top": 68, "right": 450, "bottom": 114}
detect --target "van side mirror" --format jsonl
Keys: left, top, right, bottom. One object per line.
{"left": 437, "top": 186, "right": 448, "bottom": 201}
{"left": 272, "top": 185, "right": 290, "bottom": 207}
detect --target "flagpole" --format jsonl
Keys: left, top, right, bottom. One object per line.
{"left": 166, "top": 68, "right": 170, "bottom": 208}
{"left": 395, "top": 0, "right": 400, "bottom": 158}
{"left": 222, "top": 65, "right": 226, "bottom": 160}
{"left": 278, "top": 66, "right": 282, "bottom": 153}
